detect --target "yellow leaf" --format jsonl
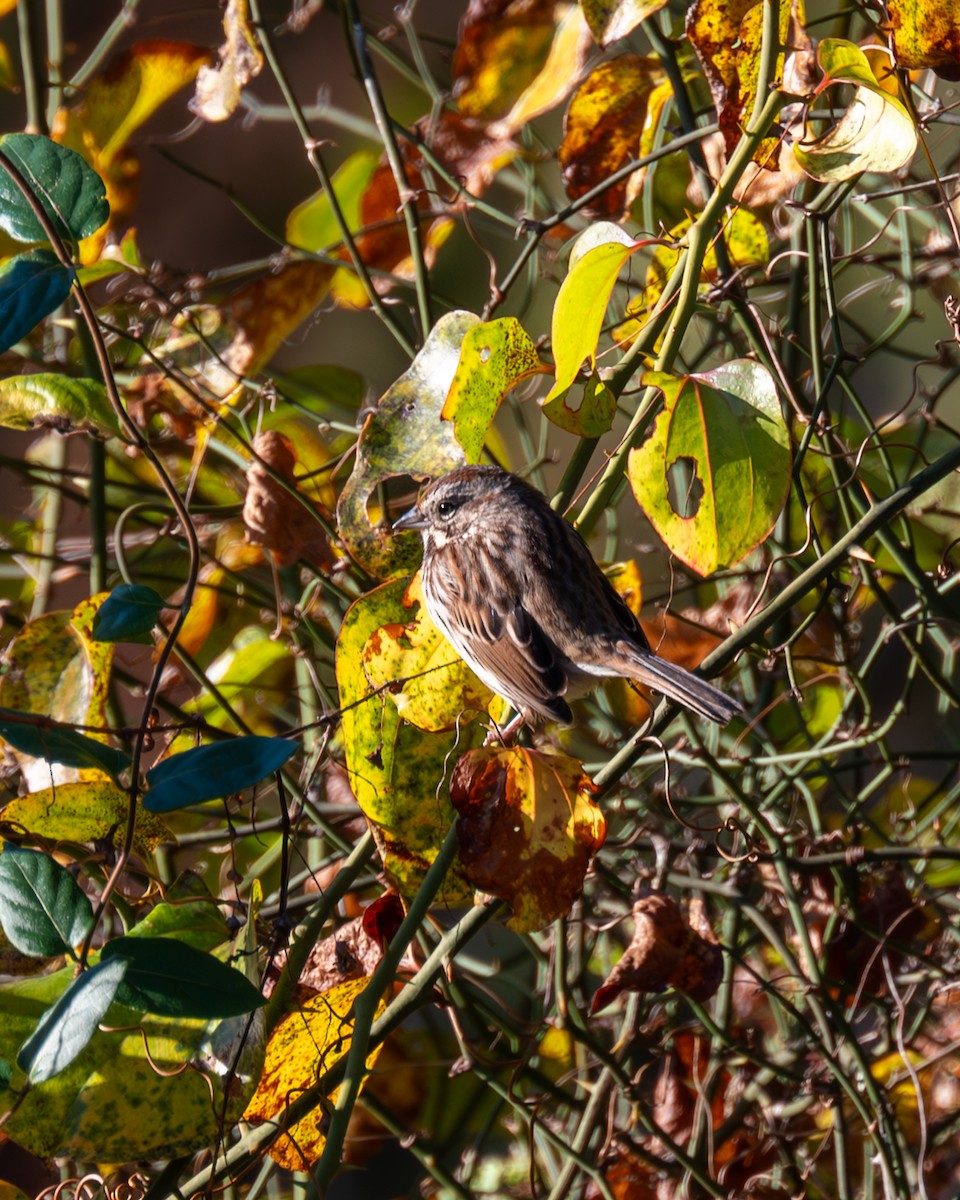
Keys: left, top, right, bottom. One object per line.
{"left": 244, "top": 978, "right": 386, "bottom": 1171}
{"left": 1, "top": 780, "right": 171, "bottom": 858}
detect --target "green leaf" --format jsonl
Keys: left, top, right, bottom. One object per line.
{"left": 0, "top": 133, "right": 109, "bottom": 245}
{"left": 101, "top": 936, "right": 266, "bottom": 1017}
{"left": 795, "top": 39, "right": 918, "bottom": 182}
{"left": 91, "top": 584, "right": 166, "bottom": 644}
{"left": 0, "top": 250, "right": 73, "bottom": 353}
{"left": 0, "top": 373, "right": 121, "bottom": 436}
{"left": 628, "top": 359, "right": 790, "bottom": 574}
{"left": 546, "top": 226, "right": 641, "bottom": 405}
{"left": 143, "top": 736, "right": 296, "bottom": 812}
{"left": 17, "top": 957, "right": 128, "bottom": 1083}
{"left": 0, "top": 707, "right": 130, "bottom": 779}
{"left": 0, "top": 847, "right": 93, "bottom": 958}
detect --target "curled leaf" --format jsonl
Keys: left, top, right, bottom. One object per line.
{"left": 242, "top": 430, "right": 334, "bottom": 569}
{"left": 190, "top": 0, "right": 263, "bottom": 122}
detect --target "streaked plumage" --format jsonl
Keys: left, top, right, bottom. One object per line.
{"left": 393, "top": 465, "right": 742, "bottom": 727}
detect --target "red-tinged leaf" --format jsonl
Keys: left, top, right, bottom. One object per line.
{"left": 361, "top": 892, "right": 405, "bottom": 949}
{"left": 559, "top": 55, "right": 669, "bottom": 218}
{"left": 450, "top": 746, "right": 606, "bottom": 933}
{"left": 795, "top": 39, "right": 918, "bottom": 182}
{"left": 627, "top": 359, "right": 789, "bottom": 575}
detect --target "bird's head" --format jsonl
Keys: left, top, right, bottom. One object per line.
{"left": 393, "top": 465, "right": 514, "bottom": 549}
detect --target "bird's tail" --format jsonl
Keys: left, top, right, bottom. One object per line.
{"left": 626, "top": 652, "right": 743, "bottom": 725}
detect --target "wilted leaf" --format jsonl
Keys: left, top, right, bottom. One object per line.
{"left": 889, "top": 0, "right": 960, "bottom": 77}
{"left": 144, "top": 736, "right": 296, "bottom": 812}
{"left": 1, "top": 780, "right": 170, "bottom": 858}
{"left": 362, "top": 572, "right": 493, "bottom": 732}
{"left": 337, "top": 311, "right": 480, "bottom": 579}
{"left": 581, "top": 0, "right": 667, "bottom": 45}
{"left": 440, "top": 318, "right": 544, "bottom": 460}
{"left": 450, "top": 746, "right": 606, "bottom": 932}
{"left": 0, "top": 373, "right": 120, "bottom": 437}
{"left": 335, "top": 577, "right": 480, "bottom": 902}
{"left": 628, "top": 359, "right": 790, "bottom": 575}
{"left": 242, "top": 430, "right": 334, "bottom": 568}
{"left": 0, "top": 134, "right": 109, "bottom": 245}
{"left": 546, "top": 225, "right": 644, "bottom": 404}
{"left": 190, "top": 0, "right": 263, "bottom": 121}
{"left": 0, "top": 251, "right": 73, "bottom": 354}
{"left": 0, "top": 847, "right": 93, "bottom": 959}
{"left": 795, "top": 39, "right": 918, "bottom": 182}
{"left": 686, "top": 0, "right": 791, "bottom": 162}
{"left": 244, "top": 977, "right": 386, "bottom": 1170}
{"left": 591, "top": 892, "right": 722, "bottom": 1013}
{"left": 559, "top": 56, "right": 669, "bottom": 218}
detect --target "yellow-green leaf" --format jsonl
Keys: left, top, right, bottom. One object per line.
{"left": 1, "top": 781, "right": 171, "bottom": 859}
{"left": 627, "top": 359, "right": 790, "bottom": 574}
{"left": 0, "top": 374, "right": 120, "bottom": 437}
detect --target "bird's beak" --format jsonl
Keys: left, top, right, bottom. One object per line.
{"left": 393, "top": 506, "right": 427, "bottom": 532}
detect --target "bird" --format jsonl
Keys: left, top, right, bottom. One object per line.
{"left": 392, "top": 464, "right": 742, "bottom": 727}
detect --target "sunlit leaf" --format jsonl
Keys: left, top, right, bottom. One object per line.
{"left": 0, "top": 373, "right": 120, "bottom": 436}
{"left": 1, "top": 780, "right": 171, "bottom": 858}
{"left": 559, "top": 55, "right": 669, "bottom": 218}
{"left": 190, "top": 0, "right": 263, "bottom": 121}
{"left": 889, "top": 0, "right": 960, "bottom": 77}
{"left": 91, "top": 583, "right": 166, "bottom": 644}
{"left": 453, "top": 0, "right": 584, "bottom": 124}
{"left": 581, "top": 0, "right": 668, "bottom": 47}
{"left": 101, "top": 936, "right": 266, "bottom": 1017}
{"left": 337, "top": 310, "right": 481, "bottom": 579}
{"left": 546, "top": 226, "right": 644, "bottom": 404}
{"left": 628, "top": 359, "right": 790, "bottom": 574}
{"left": 0, "top": 251, "right": 73, "bottom": 353}
{"left": 0, "top": 133, "right": 109, "bottom": 245}
{"left": 143, "top": 736, "right": 296, "bottom": 812}
{"left": 244, "top": 978, "right": 386, "bottom": 1170}
{"left": 450, "top": 746, "right": 605, "bottom": 932}
{"left": 0, "top": 847, "right": 93, "bottom": 959}
{"left": 440, "top": 318, "right": 544, "bottom": 460}
{"left": 18, "top": 959, "right": 128, "bottom": 1083}
{"left": 795, "top": 39, "right": 918, "bottom": 182}
{"left": 335, "top": 578, "right": 479, "bottom": 902}
{"left": 362, "top": 572, "right": 493, "bottom": 732}
{"left": 178, "top": 626, "right": 293, "bottom": 738}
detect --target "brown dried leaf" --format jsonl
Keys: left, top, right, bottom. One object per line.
{"left": 243, "top": 430, "right": 334, "bottom": 569}
{"left": 450, "top": 746, "right": 606, "bottom": 932}
{"left": 190, "top": 0, "right": 263, "bottom": 121}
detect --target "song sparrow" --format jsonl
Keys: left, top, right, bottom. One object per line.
{"left": 393, "top": 464, "right": 742, "bottom": 727}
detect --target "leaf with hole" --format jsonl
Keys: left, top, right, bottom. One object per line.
{"left": 101, "top": 936, "right": 266, "bottom": 1017}
{"left": 0, "top": 133, "right": 109, "bottom": 245}
{"left": 0, "top": 847, "right": 93, "bottom": 959}
{"left": 143, "top": 735, "right": 295, "bottom": 812}
{"left": 0, "top": 250, "right": 73, "bottom": 353}
{"left": 628, "top": 360, "right": 790, "bottom": 574}
{"left": 17, "top": 957, "right": 128, "bottom": 1083}
{"left": 91, "top": 584, "right": 167, "bottom": 644}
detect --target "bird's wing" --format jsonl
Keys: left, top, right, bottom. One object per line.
{"left": 439, "top": 570, "right": 572, "bottom": 724}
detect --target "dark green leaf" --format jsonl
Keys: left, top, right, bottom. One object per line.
{"left": 17, "top": 956, "right": 128, "bottom": 1082}
{"left": 0, "top": 1058, "right": 12, "bottom": 1090}
{"left": 92, "top": 584, "right": 167, "bottom": 644}
{"left": 143, "top": 736, "right": 295, "bottom": 813}
{"left": 0, "top": 251, "right": 73, "bottom": 353}
{"left": 0, "top": 134, "right": 109, "bottom": 245}
{"left": 102, "top": 936, "right": 266, "bottom": 1017}
{"left": 0, "top": 707, "right": 130, "bottom": 779}
{"left": 0, "top": 847, "right": 93, "bottom": 958}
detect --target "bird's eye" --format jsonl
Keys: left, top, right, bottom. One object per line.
{"left": 437, "top": 500, "right": 456, "bottom": 519}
